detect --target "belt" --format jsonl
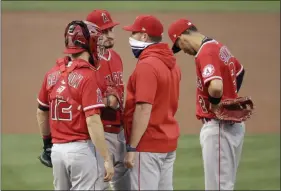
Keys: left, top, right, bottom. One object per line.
{"left": 201, "top": 118, "right": 213, "bottom": 124}
{"left": 70, "top": 139, "right": 88, "bottom": 143}
{"left": 201, "top": 118, "right": 235, "bottom": 125}
{"left": 104, "top": 125, "right": 122, "bottom": 134}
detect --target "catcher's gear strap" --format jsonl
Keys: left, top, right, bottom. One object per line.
{"left": 49, "top": 58, "right": 95, "bottom": 112}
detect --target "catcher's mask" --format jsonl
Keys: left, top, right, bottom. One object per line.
{"left": 64, "top": 20, "right": 104, "bottom": 67}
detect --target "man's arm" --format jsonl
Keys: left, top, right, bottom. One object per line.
{"left": 208, "top": 79, "right": 223, "bottom": 98}
{"left": 86, "top": 113, "right": 114, "bottom": 181}
{"left": 37, "top": 108, "right": 50, "bottom": 137}
{"left": 37, "top": 108, "right": 52, "bottom": 168}
{"left": 86, "top": 114, "right": 111, "bottom": 161}
{"left": 208, "top": 79, "right": 223, "bottom": 108}
{"left": 129, "top": 103, "right": 152, "bottom": 148}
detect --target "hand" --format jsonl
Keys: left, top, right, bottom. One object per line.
{"left": 103, "top": 95, "right": 119, "bottom": 110}
{"left": 124, "top": 152, "right": 136, "bottom": 169}
{"left": 38, "top": 146, "right": 52, "bottom": 168}
{"left": 103, "top": 159, "right": 114, "bottom": 182}
{"left": 209, "top": 103, "right": 220, "bottom": 113}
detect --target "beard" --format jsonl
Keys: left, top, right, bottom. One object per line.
{"left": 104, "top": 44, "right": 114, "bottom": 49}
{"left": 103, "top": 39, "right": 114, "bottom": 49}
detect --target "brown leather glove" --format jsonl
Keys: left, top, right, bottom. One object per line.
{"left": 213, "top": 96, "right": 254, "bottom": 122}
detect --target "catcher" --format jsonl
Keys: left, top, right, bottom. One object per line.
{"left": 168, "top": 18, "right": 254, "bottom": 190}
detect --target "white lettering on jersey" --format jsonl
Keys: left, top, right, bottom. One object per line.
{"left": 196, "top": 76, "right": 203, "bottom": 91}
{"left": 105, "top": 71, "right": 124, "bottom": 86}
{"left": 47, "top": 71, "right": 60, "bottom": 87}
{"left": 56, "top": 86, "right": 66, "bottom": 94}
{"left": 219, "top": 46, "right": 233, "bottom": 64}
{"left": 68, "top": 72, "right": 83, "bottom": 88}
{"left": 96, "top": 88, "right": 103, "bottom": 104}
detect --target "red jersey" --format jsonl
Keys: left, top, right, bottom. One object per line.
{"left": 195, "top": 39, "right": 244, "bottom": 119}
{"left": 37, "top": 57, "right": 105, "bottom": 143}
{"left": 124, "top": 43, "right": 181, "bottom": 153}
{"left": 96, "top": 49, "right": 124, "bottom": 130}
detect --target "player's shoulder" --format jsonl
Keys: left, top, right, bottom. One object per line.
{"left": 196, "top": 39, "right": 221, "bottom": 57}
{"left": 67, "top": 59, "right": 96, "bottom": 81}
{"left": 136, "top": 57, "right": 160, "bottom": 73}
{"left": 44, "top": 63, "right": 60, "bottom": 78}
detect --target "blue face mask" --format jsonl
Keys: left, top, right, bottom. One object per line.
{"left": 129, "top": 37, "right": 154, "bottom": 58}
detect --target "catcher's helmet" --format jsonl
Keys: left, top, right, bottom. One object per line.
{"left": 63, "top": 20, "right": 103, "bottom": 66}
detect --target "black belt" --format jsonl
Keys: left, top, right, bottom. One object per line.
{"left": 201, "top": 118, "right": 213, "bottom": 124}
{"left": 104, "top": 125, "right": 123, "bottom": 134}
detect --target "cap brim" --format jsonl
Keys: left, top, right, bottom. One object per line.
{"left": 100, "top": 22, "right": 120, "bottom": 30}
{"left": 172, "top": 44, "right": 181, "bottom": 54}
{"left": 122, "top": 25, "right": 139, "bottom": 32}
{"left": 63, "top": 48, "right": 85, "bottom": 54}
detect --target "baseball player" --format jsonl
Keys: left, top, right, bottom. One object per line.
{"left": 37, "top": 20, "right": 114, "bottom": 190}
{"left": 86, "top": 10, "right": 130, "bottom": 190}
{"left": 168, "top": 19, "right": 254, "bottom": 190}
{"left": 122, "top": 15, "right": 181, "bottom": 190}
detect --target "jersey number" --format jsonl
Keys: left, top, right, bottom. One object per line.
{"left": 51, "top": 99, "right": 72, "bottom": 121}
{"left": 198, "top": 95, "right": 208, "bottom": 113}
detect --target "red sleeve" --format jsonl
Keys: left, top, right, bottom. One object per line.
{"left": 198, "top": 51, "right": 222, "bottom": 85}
{"left": 235, "top": 60, "right": 244, "bottom": 76}
{"left": 81, "top": 74, "right": 105, "bottom": 117}
{"left": 37, "top": 74, "right": 49, "bottom": 108}
{"left": 135, "top": 63, "right": 157, "bottom": 104}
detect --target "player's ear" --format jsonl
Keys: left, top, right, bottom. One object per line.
{"left": 142, "top": 33, "right": 149, "bottom": 42}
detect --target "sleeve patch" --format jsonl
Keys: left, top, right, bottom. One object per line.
{"left": 202, "top": 64, "right": 215, "bottom": 78}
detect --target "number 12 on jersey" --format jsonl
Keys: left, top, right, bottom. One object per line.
{"left": 51, "top": 99, "right": 72, "bottom": 121}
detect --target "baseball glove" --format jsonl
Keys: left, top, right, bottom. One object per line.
{"left": 100, "top": 86, "right": 121, "bottom": 121}
{"left": 213, "top": 96, "right": 254, "bottom": 122}
{"left": 104, "top": 86, "right": 121, "bottom": 108}
{"left": 38, "top": 147, "right": 52, "bottom": 168}
{"left": 38, "top": 137, "right": 53, "bottom": 168}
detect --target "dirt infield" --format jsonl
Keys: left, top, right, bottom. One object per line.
{"left": 2, "top": 11, "right": 280, "bottom": 134}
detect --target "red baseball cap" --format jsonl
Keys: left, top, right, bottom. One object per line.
{"left": 123, "top": 15, "right": 163, "bottom": 37}
{"left": 168, "top": 18, "right": 196, "bottom": 53}
{"left": 86, "top": 9, "right": 119, "bottom": 31}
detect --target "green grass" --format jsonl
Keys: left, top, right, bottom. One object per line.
{"left": 1, "top": 134, "right": 280, "bottom": 190}
{"left": 1, "top": 1, "right": 280, "bottom": 12}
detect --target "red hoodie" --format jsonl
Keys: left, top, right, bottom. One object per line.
{"left": 124, "top": 43, "right": 181, "bottom": 153}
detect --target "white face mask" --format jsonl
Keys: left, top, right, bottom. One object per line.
{"left": 129, "top": 37, "right": 155, "bottom": 58}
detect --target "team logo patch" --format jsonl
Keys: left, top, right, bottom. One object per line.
{"left": 101, "top": 13, "right": 110, "bottom": 23}
{"left": 202, "top": 64, "right": 215, "bottom": 78}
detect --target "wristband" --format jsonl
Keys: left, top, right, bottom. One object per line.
{"left": 42, "top": 135, "right": 52, "bottom": 149}
{"left": 126, "top": 144, "right": 137, "bottom": 152}
{"left": 43, "top": 135, "right": 51, "bottom": 140}
{"left": 208, "top": 95, "right": 222, "bottom": 105}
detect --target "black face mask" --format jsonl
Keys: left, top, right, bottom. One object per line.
{"left": 131, "top": 48, "right": 145, "bottom": 58}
